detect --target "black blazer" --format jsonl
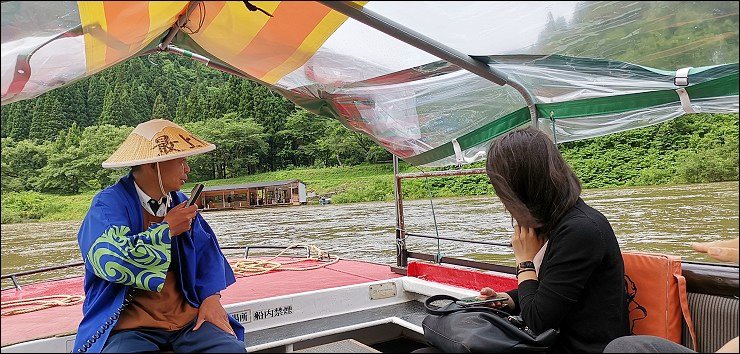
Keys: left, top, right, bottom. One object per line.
{"left": 507, "top": 198, "right": 630, "bottom": 353}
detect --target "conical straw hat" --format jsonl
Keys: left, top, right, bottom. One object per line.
{"left": 102, "top": 119, "right": 215, "bottom": 168}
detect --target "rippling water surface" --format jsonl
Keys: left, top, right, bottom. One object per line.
{"left": 2, "top": 182, "right": 737, "bottom": 285}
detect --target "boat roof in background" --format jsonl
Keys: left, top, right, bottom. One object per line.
{"left": 201, "top": 179, "right": 305, "bottom": 193}
{"left": 1, "top": 1, "right": 738, "bottom": 166}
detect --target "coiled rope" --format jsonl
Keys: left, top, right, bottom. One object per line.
{"left": 229, "top": 244, "right": 339, "bottom": 277}
{"left": 1, "top": 295, "right": 85, "bottom": 316}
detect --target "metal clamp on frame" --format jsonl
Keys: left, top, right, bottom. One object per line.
{"left": 674, "top": 67, "right": 692, "bottom": 86}
{"left": 674, "top": 67, "right": 697, "bottom": 113}
{"left": 452, "top": 139, "right": 486, "bottom": 167}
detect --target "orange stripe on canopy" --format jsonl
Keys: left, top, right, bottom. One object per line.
{"left": 235, "top": 2, "right": 332, "bottom": 81}
{"left": 103, "top": 2, "right": 152, "bottom": 65}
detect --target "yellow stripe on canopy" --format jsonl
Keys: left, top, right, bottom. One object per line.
{"left": 188, "top": 1, "right": 281, "bottom": 72}
{"left": 146, "top": 2, "right": 189, "bottom": 54}
{"left": 78, "top": 1, "right": 109, "bottom": 74}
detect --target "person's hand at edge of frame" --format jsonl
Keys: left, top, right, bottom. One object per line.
{"left": 690, "top": 238, "right": 739, "bottom": 264}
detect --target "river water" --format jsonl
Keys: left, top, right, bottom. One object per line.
{"left": 2, "top": 181, "right": 737, "bottom": 285}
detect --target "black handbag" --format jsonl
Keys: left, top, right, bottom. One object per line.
{"left": 421, "top": 294, "right": 559, "bottom": 353}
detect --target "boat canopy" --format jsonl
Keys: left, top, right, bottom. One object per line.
{"left": 1, "top": 1, "right": 738, "bottom": 166}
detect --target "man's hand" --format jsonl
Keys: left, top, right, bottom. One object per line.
{"left": 193, "top": 294, "right": 235, "bottom": 336}
{"left": 163, "top": 202, "right": 198, "bottom": 236}
{"left": 691, "top": 238, "right": 739, "bottom": 264}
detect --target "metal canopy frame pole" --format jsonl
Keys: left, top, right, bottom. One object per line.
{"left": 159, "top": 1, "right": 202, "bottom": 51}
{"left": 393, "top": 155, "right": 407, "bottom": 268}
{"left": 156, "top": 2, "right": 254, "bottom": 81}
{"left": 164, "top": 45, "right": 252, "bottom": 79}
{"left": 392, "top": 166, "right": 491, "bottom": 272}
{"left": 317, "top": 1, "right": 538, "bottom": 127}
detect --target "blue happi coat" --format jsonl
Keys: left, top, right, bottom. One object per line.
{"left": 73, "top": 173, "right": 244, "bottom": 353}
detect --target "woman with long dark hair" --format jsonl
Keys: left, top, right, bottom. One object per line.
{"left": 480, "top": 126, "right": 630, "bottom": 353}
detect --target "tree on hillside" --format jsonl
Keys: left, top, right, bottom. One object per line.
{"left": 99, "top": 85, "right": 138, "bottom": 126}
{"left": 28, "top": 94, "right": 66, "bottom": 141}
{"left": 36, "top": 124, "right": 132, "bottom": 194}
{"left": 317, "top": 120, "right": 373, "bottom": 167}
{"left": 86, "top": 76, "right": 108, "bottom": 124}
{"left": 250, "top": 85, "right": 295, "bottom": 170}
{"left": 184, "top": 115, "right": 269, "bottom": 179}
{"left": 5, "top": 101, "right": 32, "bottom": 139}
{"left": 129, "top": 83, "right": 150, "bottom": 125}
{"left": 176, "top": 83, "right": 204, "bottom": 124}
{"left": 203, "top": 85, "right": 229, "bottom": 120}
{"left": 175, "top": 95, "right": 188, "bottom": 123}
{"left": 1, "top": 138, "right": 49, "bottom": 191}
{"left": 533, "top": 1, "right": 738, "bottom": 68}
{"left": 151, "top": 94, "right": 169, "bottom": 120}
{"left": 63, "top": 82, "right": 91, "bottom": 128}
{"left": 1, "top": 102, "right": 8, "bottom": 138}
{"left": 277, "top": 109, "right": 331, "bottom": 167}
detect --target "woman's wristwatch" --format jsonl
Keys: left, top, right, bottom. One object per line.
{"left": 516, "top": 261, "right": 536, "bottom": 276}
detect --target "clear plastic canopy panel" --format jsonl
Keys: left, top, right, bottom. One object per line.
{"left": 2, "top": 1, "right": 738, "bottom": 166}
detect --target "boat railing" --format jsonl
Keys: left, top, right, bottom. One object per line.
{"left": 390, "top": 157, "right": 739, "bottom": 298}
{"left": 0, "top": 245, "right": 312, "bottom": 291}
{"left": 1, "top": 261, "right": 85, "bottom": 291}
{"left": 402, "top": 232, "right": 514, "bottom": 274}
{"left": 242, "top": 245, "right": 312, "bottom": 259}
{"left": 391, "top": 157, "right": 514, "bottom": 274}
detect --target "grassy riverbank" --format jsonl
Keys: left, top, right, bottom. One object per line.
{"left": 2, "top": 168, "right": 737, "bottom": 224}
{"left": 0, "top": 163, "right": 478, "bottom": 223}
{"left": 2, "top": 113, "right": 737, "bottom": 224}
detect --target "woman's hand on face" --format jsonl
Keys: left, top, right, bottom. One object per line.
{"left": 511, "top": 225, "right": 544, "bottom": 264}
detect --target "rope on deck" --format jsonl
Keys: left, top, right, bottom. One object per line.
{"left": 229, "top": 244, "right": 340, "bottom": 277}
{"left": 1, "top": 295, "right": 85, "bottom": 316}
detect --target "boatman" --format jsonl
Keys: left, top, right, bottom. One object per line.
{"left": 73, "top": 119, "right": 246, "bottom": 353}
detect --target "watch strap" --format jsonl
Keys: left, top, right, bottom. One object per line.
{"left": 517, "top": 261, "right": 535, "bottom": 271}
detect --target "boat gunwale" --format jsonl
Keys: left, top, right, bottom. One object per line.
{"left": 3, "top": 256, "right": 738, "bottom": 296}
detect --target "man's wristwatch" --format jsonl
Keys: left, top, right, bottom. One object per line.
{"left": 516, "top": 261, "right": 536, "bottom": 276}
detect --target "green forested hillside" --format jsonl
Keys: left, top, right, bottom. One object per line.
{"left": 2, "top": 112, "right": 737, "bottom": 224}
{"left": 536, "top": 1, "right": 738, "bottom": 68}
{"left": 1, "top": 54, "right": 392, "bottom": 186}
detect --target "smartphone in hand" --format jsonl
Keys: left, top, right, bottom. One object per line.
{"left": 456, "top": 296, "right": 508, "bottom": 307}
{"left": 187, "top": 184, "right": 204, "bottom": 208}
